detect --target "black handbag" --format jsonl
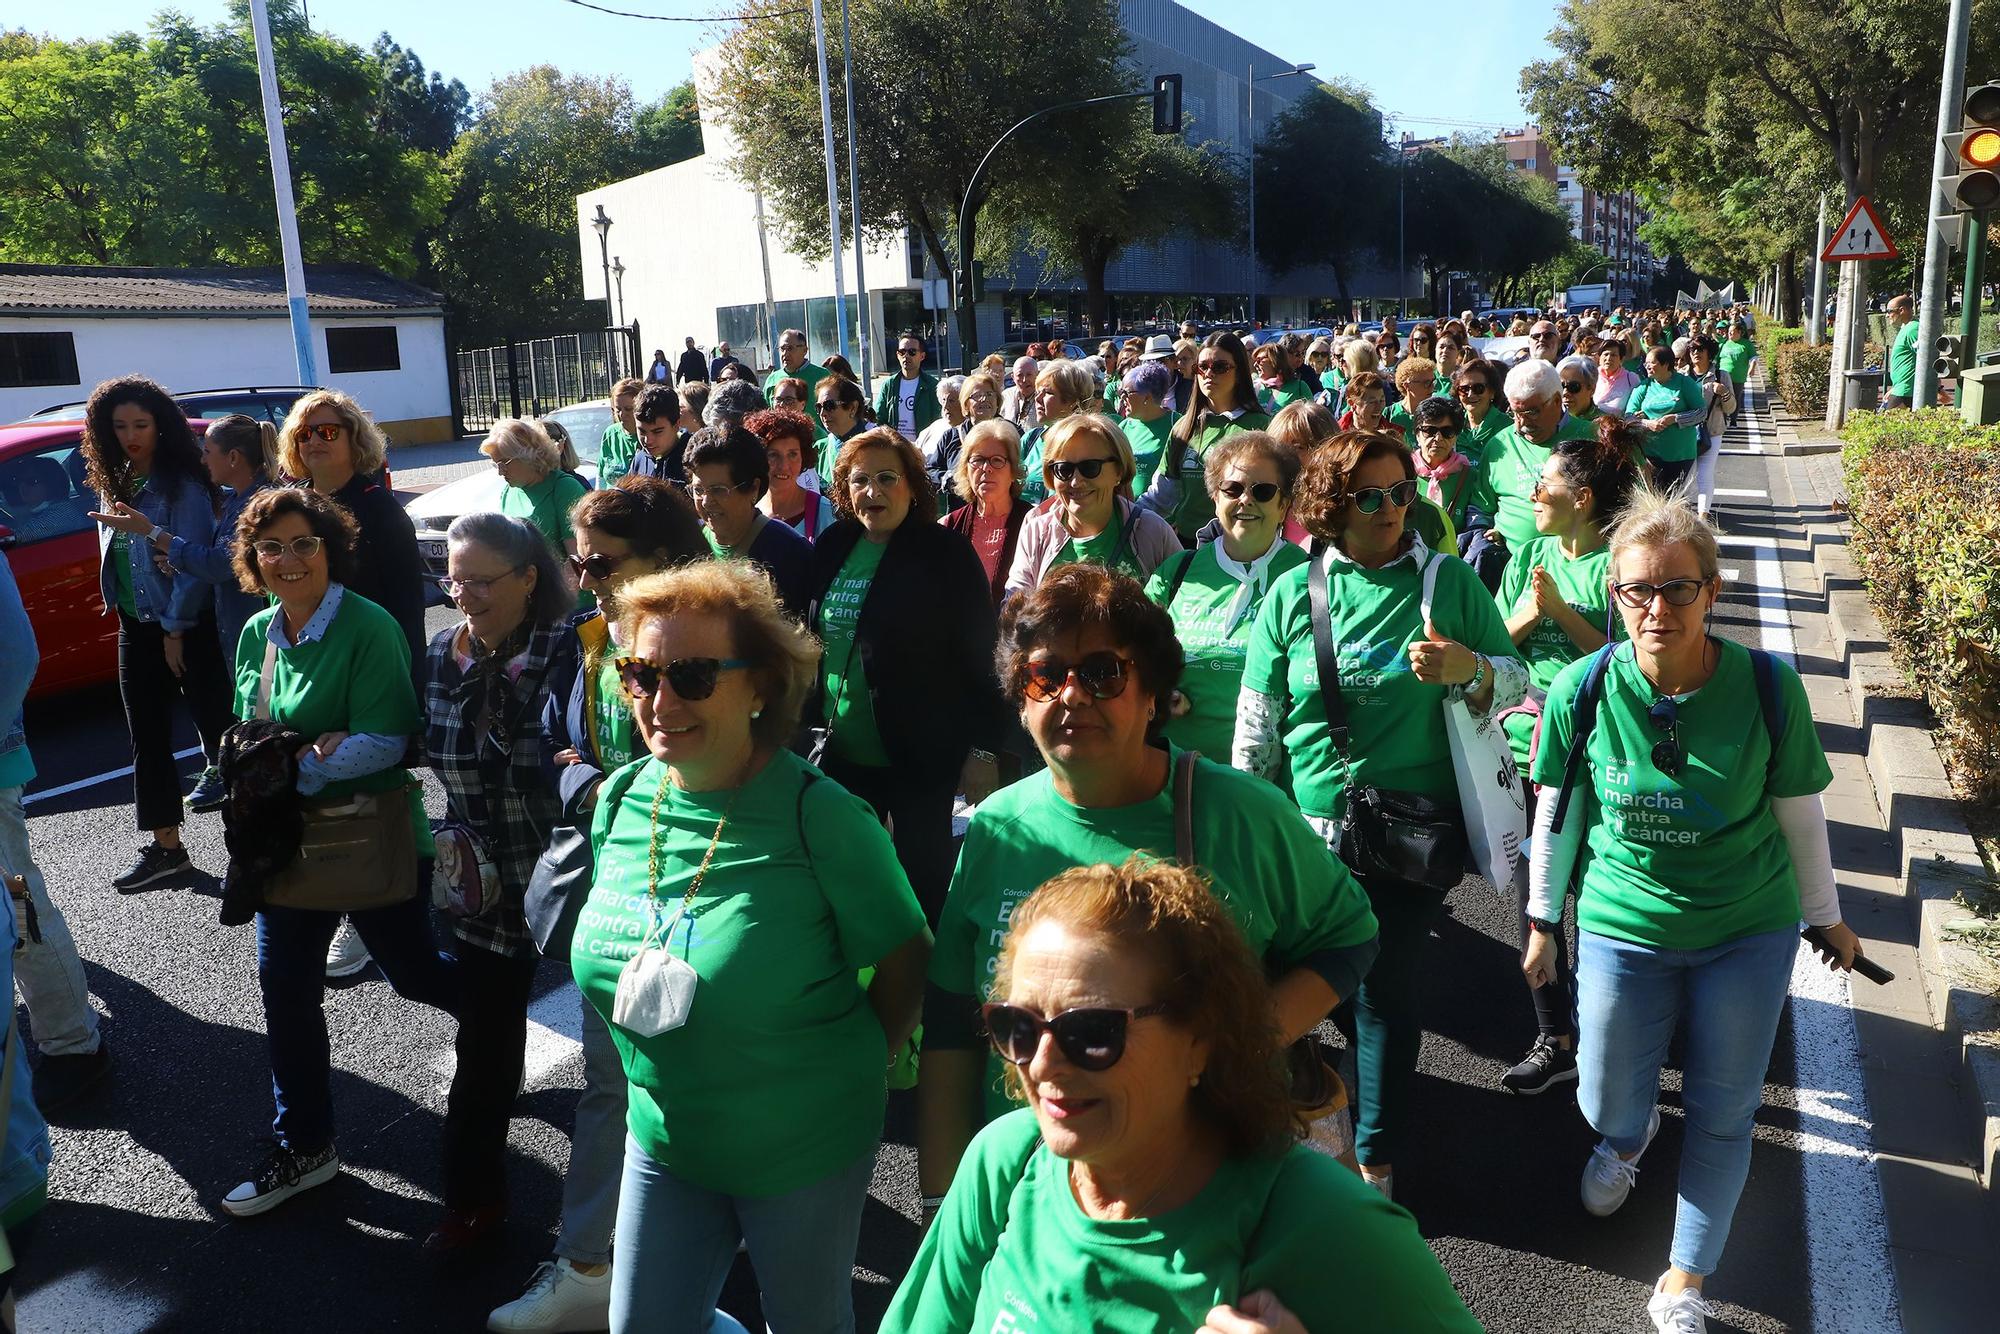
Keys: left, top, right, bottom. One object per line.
{"left": 523, "top": 822, "right": 593, "bottom": 959}
{"left": 1307, "top": 552, "right": 1467, "bottom": 890}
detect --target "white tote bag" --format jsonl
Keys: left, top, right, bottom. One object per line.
{"left": 1421, "top": 556, "right": 1527, "bottom": 892}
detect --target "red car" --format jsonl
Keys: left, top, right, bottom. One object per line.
{"left": 0, "top": 418, "right": 212, "bottom": 701}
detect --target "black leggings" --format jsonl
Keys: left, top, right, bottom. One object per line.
{"left": 819, "top": 754, "right": 957, "bottom": 928}
{"left": 118, "top": 612, "right": 233, "bottom": 833}
{"left": 1515, "top": 783, "right": 1575, "bottom": 1040}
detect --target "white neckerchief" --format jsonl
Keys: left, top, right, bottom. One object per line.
{"left": 1326, "top": 532, "right": 1432, "bottom": 572}
{"left": 1211, "top": 536, "right": 1289, "bottom": 634}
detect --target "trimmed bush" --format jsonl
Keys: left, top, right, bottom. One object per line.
{"left": 1843, "top": 422, "right": 2000, "bottom": 800}
{"left": 1774, "top": 338, "right": 1884, "bottom": 418}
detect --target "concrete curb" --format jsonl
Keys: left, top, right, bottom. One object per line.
{"left": 1791, "top": 445, "right": 2000, "bottom": 1205}
{"left": 1768, "top": 402, "right": 1842, "bottom": 456}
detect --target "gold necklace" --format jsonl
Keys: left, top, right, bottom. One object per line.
{"left": 644, "top": 761, "right": 746, "bottom": 932}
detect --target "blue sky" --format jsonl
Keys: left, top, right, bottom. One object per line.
{"left": 24, "top": 1, "right": 1557, "bottom": 129}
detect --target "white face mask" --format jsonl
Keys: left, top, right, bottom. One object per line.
{"left": 612, "top": 903, "right": 699, "bottom": 1036}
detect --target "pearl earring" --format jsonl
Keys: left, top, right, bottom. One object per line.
{"left": 1189, "top": 1072, "right": 1201, "bottom": 1088}
{"left": 751, "top": 709, "right": 762, "bottom": 719}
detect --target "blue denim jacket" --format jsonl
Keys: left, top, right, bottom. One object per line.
{"left": 0, "top": 554, "right": 36, "bottom": 791}
{"left": 95, "top": 475, "right": 219, "bottom": 632}
{"left": 167, "top": 481, "right": 269, "bottom": 661}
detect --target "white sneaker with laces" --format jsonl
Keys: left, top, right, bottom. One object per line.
{"left": 1647, "top": 1278, "right": 1716, "bottom": 1334}
{"left": 486, "top": 1258, "right": 613, "bottom": 1333}
{"left": 325, "top": 918, "right": 372, "bottom": 979}
{"left": 1582, "top": 1106, "right": 1660, "bottom": 1216}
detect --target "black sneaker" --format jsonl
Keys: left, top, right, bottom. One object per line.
{"left": 186, "top": 765, "right": 226, "bottom": 812}
{"left": 32, "top": 1043, "right": 112, "bottom": 1114}
{"left": 1501, "top": 1035, "right": 1579, "bottom": 1095}
{"left": 112, "top": 842, "right": 192, "bottom": 893}
{"left": 219, "top": 1142, "right": 340, "bottom": 1218}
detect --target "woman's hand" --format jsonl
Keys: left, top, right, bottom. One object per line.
{"left": 960, "top": 751, "right": 1000, "bottom": 806}
{"left": 552, "top": 747, "right": 583, "bottom": 767}
{"left": 161, "top": 632, "right": 186, "bottom": 678}
{"left": 1523, "top": 929, "right": 1558, "bottom": 989}
{"left": 1169, "top": 688, "right": 1192, "bottom": 720}
{"left": 1201, "top": 1291, "right": 1308, "bottom": 1334}
{"left": 1809, "top": 921, "right": 1863, "bottom": 971}
{"left": 308, "top": 732, "right": 349, "bottom": 761}
{"left": 87, "top": 501, "right": 155, "bottom": 536}
{"left": 1407, "top": 622, "right": 1475, "bottom": 686}
{"left": 1529, "top": 565, "right": 1563, "bottom": 619}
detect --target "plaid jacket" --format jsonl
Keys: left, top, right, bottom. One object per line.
{"left": 422, "top": 621, "right": 572, "bottom": 958}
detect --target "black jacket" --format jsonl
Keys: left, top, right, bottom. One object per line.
{"left": 329, "top": 472, "right": 428, "bottom": 677}
{"left": 675, "top": 348, "right": 707, "bottom": 383}
{"left": 807, "top": 518, "right": 1004, "bottom": 788}
{"left": 942, "top": 497, "right": 1031, "bottom": 607}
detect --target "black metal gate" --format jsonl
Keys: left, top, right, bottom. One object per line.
{"left": 454, "top": 323, "right": 640, "bottom": 433}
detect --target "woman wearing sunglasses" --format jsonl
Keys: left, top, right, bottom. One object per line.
{"left": 570, "top": 561, "right": 930, "bottom": 1332}
{"left": 1450, "top": 356, "right": 1509, "bottom": 462}
{"left": 1015, "top": 359, "right": 1095, "bottom": 506}
{"left": 891, "top": 859, "right": 1475, "bottom": 1334}
{"left": 1145, "top": 432, "right": 1307, "bottom": 760}
{"left": 1556, "top": 354, "right": 1602, "bottom": 426}
{"left": 1236, "top": 430, "right": 1525, "bottom": 1201}
{"left": 1004, "top": 415, "right": 1180, "bottom": 600}
{"left": 217, "top": 488, "right": 454, "bottom": 1219}
{"left": 809, "top": 428, "right": 1005, "bottom": 923}
{"left": 1137, "top": 332, "right": 1269, "bottom": 544}
{"left": 811, "top": 374, "right": 872, "bottom": 481}
{"left": 1523, "top": 491, "right": 1857, "bottom": 1333}
{"left": 919, "top": 564, "right": 1380, "bottom": 1220}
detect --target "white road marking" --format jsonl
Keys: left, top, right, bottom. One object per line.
{"left": 523, "top": 976, "right": 585, "bottom": 1089}
{"left": 1716, "top": 487, "right": 1769, "bottom": 499}
{"left": 23, "top": 745, "right": 204, "bottom": 806}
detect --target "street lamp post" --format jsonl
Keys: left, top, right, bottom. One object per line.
{"left": 1246, "top": 62, "right": 1315, "bottom": 326}
{"left": 591, "top": 203, "right": 613, "bottom": 324}
{"left": 611, "top": 256, "right": 627, "bottom": 328}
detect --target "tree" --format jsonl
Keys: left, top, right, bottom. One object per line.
{"left": 1396, "top": 143, "right": 1571, "bottom": 309}
{"left": 707, "top": 0, "right": 1132, "bottom": 359}
{"left": 635, "top": 81, "right": 702, "bottom": 172}
{"left": 1253, "top": 82, "right": 1392, "bottom": 306}
{"left": 370, "top": 35, "right": 470, "bottom": 157}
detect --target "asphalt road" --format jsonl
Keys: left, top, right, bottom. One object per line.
{"left": 11, "top": 387, "right": 1885, "bottom": 1332}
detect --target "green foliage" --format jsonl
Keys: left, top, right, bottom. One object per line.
{"left": 1401, "top": 142, "right": 1572, "bottom": 305}
{"left": 1253, "top": 83, "right": 1390, "bottom": 301}
{"left": 1843, "top": 423, "right": 2000, "bottom": 800}
{"left": 1773, "top": 337, "right": 1883, "bottom": 418}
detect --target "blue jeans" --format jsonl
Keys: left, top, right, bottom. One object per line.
{"left": 610, "top": 1134, "right": 875, "bottom": 1334}
{"left": 556, "top": 994, "right": 628, "bottom": 1266}
{"left": 254, "top": 874, "right": 456, "bottom": 1152}
{"left": 1576, "top": 926, "right": 1796, "bottom": 1276}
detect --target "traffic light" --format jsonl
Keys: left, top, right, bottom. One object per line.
{"left": 1942, "top": 82, "right": 2000, "bottom": 213}
{"left": 1937, "top": 333, "right": 1965, "bottom": 380}
{"left": 1152, "top": 73, "right": 1183, "bottom": 135}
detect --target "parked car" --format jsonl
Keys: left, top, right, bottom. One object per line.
{"left": 402, "top": 399, "right": 609, "bottom": 582}
{"left": 0, "top": 417, "right": 214, "bottom": 700}
{"left": 20, "top": 386, "right": 314, "bottom": 427}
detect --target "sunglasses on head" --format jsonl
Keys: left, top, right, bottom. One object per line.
{"left": 1049, "top": 456, "right": 1117, "bottom": 483}
{"left": 1217, "top": 480, "right": 1280, "bottom": 502}
{"left": 1349, "top": 478, "right": 1418, "bottom": 513}
{"left": 614, "top": 655, "right": 750, "bottom": 702}
{"left": 293, "top": 423, "right": 343, "bottom": 443}
{"left": 1647, "top": 695, "right": 1685, "bottom": 777}
{"left": 1612, "top": 577, "right": 1709, "bottom": 608}
{"left": 1020, "top": 650, "right": 1133, "bottom": 704}
{"left": 981, "top": 1001, "right": 1168, "bottom": 1071}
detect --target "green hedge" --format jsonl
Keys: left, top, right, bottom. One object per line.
{"left": 1841, "top": 417, "right": 2000, "bottom": 800}
{"left": 1774, "top": 337, "right": 1884, "bottom": 418}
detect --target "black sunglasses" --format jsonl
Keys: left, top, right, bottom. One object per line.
{"left": 1613, "top": 577, "right": 1709, "bottom": 608}
{"left": 1455, "top": 382, "right": 1491, "bottom": 396}
{"left": 818, "top": 398, "right": 853, "bottom": 412}
{"left": 1561, "top": 381, "right": 1587, "bottom": 393}
{"left": 1049, "top": 456, "right": 1118, "bottom": 482}
{"left": 1021, "top": 650, "right": 1132, "bottom": 704}
{"left": 615, "top": 655, "right": 750, "bottom": 702}
{"left": 1648, "top": 696, "right": 1685, "bottom": 777}
{"left": 1350, "top": 479, "right": 1418, "bottom": 514}
{"left": 1217, "top": 480, "right": 1280, "bottom": 502}
{"left": 567, "top": 552, "right": 622, "bottom": 581}
{"left": 981, "top": 1002, "right": 1168, "bottom": 1072}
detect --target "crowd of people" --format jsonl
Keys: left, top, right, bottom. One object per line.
{"left": 0, "top": 300, "right": 1867, "bottom": 1334}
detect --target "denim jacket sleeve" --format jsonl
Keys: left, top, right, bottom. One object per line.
{"left": 161, "top": 483, "right": 219, "bottom": 632}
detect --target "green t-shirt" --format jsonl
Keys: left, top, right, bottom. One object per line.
{"left": 1494, "top": 538, "right": 1616, "bottom": 765}
{"left": 1158, "top": 410, "right": 1272, "bottom": 537}
{"left": 817, "top": 537, "right": 891, "bottom": 767}
{"left": 767, "top": 361, "right": 831, "bottom": 428}
{"left": 1462, "top": 406, "right": 1509, "bottom": 461}
{"left": 1019, "top": 423, "right": 1051, "bottom": 506}
{"left": 930, "top": 748, "right": 1378, "bottom": 1122}
{"left": 1479, "top": 415, "right": 1598, "bottom": 549}
{"left": 1384, "top": 400, "right": 1421, "bottom": 448}
{"left": 598, "top": 423, "right": 639, "bottom": 487}
{"left": 1120, "top": 412, "right": 1172, "bottom": 494}
{"left": 110, "top": 475, "right": 148, "bottom": 617}
{"left": 1146, "top": 541, "right": 1309, "bottom": 759}
{"left": 500, "top": 469, "right": 589, "bottom": 553}
{"left": 1887, "top": 323, "right": 1919, "bottom": 397}
{"left": 591, "top": 651, "right": 636, "bottom": 769}
{"left": 1718, "top": 337, "right": 1756, "bottom": 387}
{"left": 1055, "top": 512, "right": 1145, "bottom": 582}
{"left": 1240, "top": 545, "right": 1522, "bottom": 821}
{"left": 1262, "top": 378, "right": 1312, "bottom": 413}
{"left": 885, "top": 1109, "right": 1481, "bottom": 1334}
{"left": 575, "top": 751, "right": 925, "bottom": 1196}
{"left": 1626, "top": 373, "right": 1706, "bottom": 463}
{"left": 1530, "top": 640, "right": 1832, "bottom": 951}
{"left": 1422, "top": 454, "right": 1498, "bottom": 532}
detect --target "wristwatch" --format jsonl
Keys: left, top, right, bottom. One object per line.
{"left": 968, "top": 747, "right": 997, "bottom": 765}
{"left": 1528, "top": 917, "right": 1561, "bottom": 935}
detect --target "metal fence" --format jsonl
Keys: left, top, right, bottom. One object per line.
{"left": 454, "top": 325, "right": 639, "bottom": 433}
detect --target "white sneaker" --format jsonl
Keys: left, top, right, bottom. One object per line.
{"left": 487, "top": 1258, "right": 613, "bottom": 1333}
{"left": 1582, "top": 1106, "right": 1660, "bottom": 1216}
{"left": 325, "top": 919, "right": 372, "bottom": 979}
{"left": 1647, "top": 1278, "right": 1716, "bottom": 1334}
{"left": 1360, "top": 1168, "right": 1393, "bottom": 1201}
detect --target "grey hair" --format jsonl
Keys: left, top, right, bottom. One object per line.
{"left": 705, "top": 379, "right": 767, "bottom": 428}
{"left": 1123, "top": 359, "right": 1174, "bottom": 400}
{"left": 937, "top": 374, "right": 967, "bottom": 403}
{"left": 1607, "top": 486, "right": 1720, "bottom": 582}
{"left": 1556, "top": 354, "right": 1598, "bottom": 389}
{"left": 480, "top": 418, "right": 561, "bottom": 473}
{"left": 445, "top": 511, "right": 575, "bottom": 628}
{"left": 778, "top": 327, "right": 806, "bottom": 347}
{"left": 1504, "top": 357, "right": 1562, "bottom": 404}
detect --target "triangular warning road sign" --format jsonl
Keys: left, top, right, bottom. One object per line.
{"left": 1821, "top": 196, "right": 1898, "bottom": 262}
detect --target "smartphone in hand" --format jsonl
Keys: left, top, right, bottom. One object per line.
{"left": 1801, "top": 926, "right": 1895, "bottom": 985}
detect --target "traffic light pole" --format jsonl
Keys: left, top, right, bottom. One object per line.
{"left": 1964, "top": 211, "right": 1988, "bottom": 352}
{"left": 1914, "top": 0, "right": 1975, "bottom": 407}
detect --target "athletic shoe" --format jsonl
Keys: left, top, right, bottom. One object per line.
{"left": 1360, "top": 1168, "right": 1393, "bottom": 1201}
{"left": 487, "top": 1258, "right": 614, "bottom": 1333}
{"left": 325, "top": 919, "right": 372, "bottom": 978}
{"left": 1582, "top": 1106, "right": 1661, "bottom": 1216}
{"left": 32, "top": 1042, "right": 112, "bottom": 1114}
{"left": 1500, "top": 1035, "right": 1579, "bottom": 1095}
{"left": 220, "top": 1142, "right": 339, "bottom": 1218}
{"left": 112, "top": 842, "right": 191, "bottom": 893}
{"left": 185, "top": 765, "right": 227, "bottom": 812}
{"left": 1647, "top": 1278, "right": 1716, "bottom": 1333}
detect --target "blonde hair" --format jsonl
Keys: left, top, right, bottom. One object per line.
{"left": 1342, "top": 339, "right": 1379, "bottom": 378}
{"left": 615, "top": 561, "right": 822, "bottom": 750}
{"left": 1040, "top": 412, "right": 1134, "bottom": 498}
{"left": 953, "top": 416, "right": 1024, "bottom": 504}
{"left": 1606, "top": 486, "right": 1719, "bottom": 582}
{"left": 980, "top": 352, "right": 1008, "bottom": 380}
{"left": 1393, "top": 355, "right": 1439, "bottom": 395}
{"left": 480, "top": 418, "right": 561, "bottom": 474}
{"left": 960, "top": 370, "right": 1003, "bottom": 411}
{"left": 278, "top": 388, "right": 388, "bottom": 480}
{"left": 1035, "top": 360, "right": 1095, "bottom": 412}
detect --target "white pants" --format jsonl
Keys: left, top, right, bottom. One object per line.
{"left": 1694, "top": 444, "right": 1719, "bottom": 516}
{"left": 0, "top": 786, "right": 103, "bottom": 1057}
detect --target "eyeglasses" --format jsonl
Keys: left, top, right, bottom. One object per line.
{"left": 436, "top": 568, "right": 524, "bottom": 601}
{"left": 1408, "top": 376, "right": 1436, "bottom": 389}
{"left": 491, "top": 455, "right": 527, "bottom": 471}
{"left": 1647, "top": 696, "right": 1685, "bottom": 778}
{"left": 252, "top": 536, "right": 324, "bottom": 562}
{"left": 981, "top": 1001, "right": 1169, "bottom": 1071}
{"left": 691, "top": 480, "right": 758, "bottom": 502}
{"left": 818, "top": 398, "right": 852, "bottom": 413}
{"left": 567, "top": 552, "right": 626, "bottom": 581}
{"left": 1196, "top": 359, "right": 1232, "bottom": 375}
{"left": 774, "top": 393, "right": 802, "bottom": 405}
{"left": 293, "top": 423, "right": 343, "bottom": 443}
{"left": 1455, "top": 382, "right": 1491, "bottom": 397}
{"left": 1217, "top": 480, "right": 1280, "bottom": 503}
{"left": 849, "top": 469, "right": 902, "bottom": 491}
{"left": 966, "top": 454, "right": 1009, "bottom": 471}
{"left": 1049, "top": 456, "right": 1118, "bottom": 483}
{"left": 1349, "top": 479, "right": 1418, "bottom": 513}
{"left": 1560, "top": 381, "right": 1587, "bottom": 394}
{"left": 1020, "top": 650, "right": 1134, "bottom": 704}
{"left": 1612, "top": 577, "right": 1710, "bottom": 608}
{"left": 614, "top": 655, "right": 751, "bottom": 702}
{"left": 1414, "top": 426, "right": 1459, "bottom": 440}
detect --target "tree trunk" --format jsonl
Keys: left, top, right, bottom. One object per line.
{"left": 1778, "top": 248, "right": 1801, "bottom": 326}
{"left": 1081, "top": 239, "right": 1113, "bottom": 337}
{"left": 1332, "top": 257, "right": 1351, "bottom": 311}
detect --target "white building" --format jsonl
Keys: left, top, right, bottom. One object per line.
{"left": 0, "top": 263, "right": 454, "bottom": 442}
